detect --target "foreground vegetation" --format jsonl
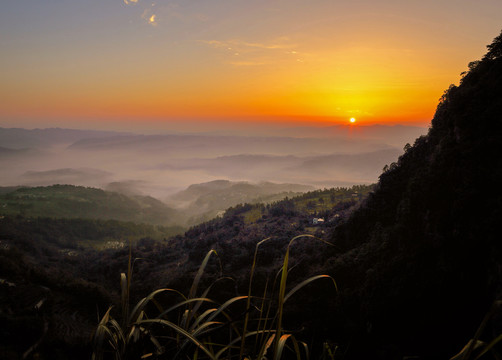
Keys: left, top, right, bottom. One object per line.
{"left": 93, "top": 237, "right": 336, "bottom": 360}
{"left": 0, "top": 185, "right": 364, "bottom": 359}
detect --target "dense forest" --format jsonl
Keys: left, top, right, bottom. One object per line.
{"left": 1, "top": 31, "right": 502, "bottom": 360}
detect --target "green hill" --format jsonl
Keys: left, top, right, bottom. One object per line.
{"left": 0, "top": 184, "right": 182, "bottom": 226}
{"left": 169, "top": 180, "right": 315, "bottom": 225}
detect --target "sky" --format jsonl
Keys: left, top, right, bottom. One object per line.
{"left": 1, "top": 0, "right": 502, "bottom": 133}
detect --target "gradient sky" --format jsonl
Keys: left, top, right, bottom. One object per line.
{"left": 1, "top": 0, "right": 501, "bottom": 132}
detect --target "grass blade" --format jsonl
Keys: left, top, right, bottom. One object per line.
{"left": 189, "top": 249, "right": 218, "bottom": 300}
{"left": 274, "top": 334, "right": 293, "bottom": 360}
{"left": 240, "top": 237, "right": 272, "bottom": 359}
{"left": 129, "top": 288, "right": 186, "bottom": 323}
{"left": 475, "top": 334, "right": 502, "bottom": 359}
{"left": 215, "top": 330, "right": 276, "bottom": 359}
{"left": 138, "top": 319, "right": 218, "bottom": 360}
{"left": 274, "top": 245, "right": 290, "bottom": 358}
{"left": 283, "top": 275, "right": 337, "bottom": 303}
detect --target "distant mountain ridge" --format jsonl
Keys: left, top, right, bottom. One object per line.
{"left": 0, "top": 146, "right": 34, "bottom": 155}
{"left": 0, "top": 127, "right": 128, "bottom": 149}
{"left": 171, "top": 180, "right": 313, "bottom": 201}
{"left": 157, "top": 149, "right": 402, "bottom": 187}
{"left": 20, "top": 168, "right": 112, "bottom": 186}
{"left": 0, "top": 124, "right": 425, "bottom": 194}
{"left": 67, "top": 132, "right": 393, "bottom": 156}
{"left": 185, "top": 124, "right": 428, "bottom": 146}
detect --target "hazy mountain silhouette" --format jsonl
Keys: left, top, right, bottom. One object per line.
{"left": 67, "top": 133, "right": 393, "bottom": 156}
{"left": 0, "top": 125, "right": 424, "bottom": 197}
{"left": 20, "top": 168, "right": 112, "bottom": 186}
{"left": 170, "top": 180, "right": 313, "bottom": 202}
{"left": 0, "top": 127, "right": 127, "bottom": 149}
{"left": 0, "top": 146, "right": 35, "bottom": 156}
{"left": 188, "top": 124, "right": 427, "bottom": 146}
{"left": 156, "top": 148, "right": 401, "bottom": 186}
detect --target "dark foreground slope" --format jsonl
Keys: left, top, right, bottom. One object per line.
{"left": 322, "top": 31, "right": 502, "bottom": 359}
{"left": 0, "top": 186, "right": 367, "bottom": 359}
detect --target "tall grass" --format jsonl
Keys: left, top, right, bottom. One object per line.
{"left": 450, "top": 300, "right": 502, "bottom": 360}
{"left": 92, "top": 235, "right": 336, "bottom": 360}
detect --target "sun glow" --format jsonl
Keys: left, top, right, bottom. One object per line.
{"left": 2, "top": 0, "right": 497, "bottom": 130}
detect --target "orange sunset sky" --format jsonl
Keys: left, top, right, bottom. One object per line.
{"left": 1, "top": 0, "right": 502, "bottom": 132}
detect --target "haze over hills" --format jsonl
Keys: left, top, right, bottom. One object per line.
{"left": 20, "top": 168, "right": 113, "bottom": 187}
{"left": 168, "top": 179, "right": 315, "bottom": 224}
{"left": 0, "top": 127, "right": 129, "bottom": 149}
{"left": 170, "top": 180, "right": 313, "bottom": 203}
{"left": 0, "top": 124, "right": 426, "bottom": 199}
{"left": 0, "top": 181, "right": 316, "bottom": 228}
{"left": 155, "top": 149, "right": 402, "bottom": 187}
{"left": 227, "top": 124, "right": 429, "bottom": 147}
{"left": 0, "top": 123, "right": 425, "bottom": 227}
{"left": 0, "top": 146, "right": 35, "bottom": 156}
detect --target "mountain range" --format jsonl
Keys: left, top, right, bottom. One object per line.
{"left": 0, "top": 124, "right": 423, "bottom": 199}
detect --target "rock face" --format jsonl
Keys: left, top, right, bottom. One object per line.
{"left": 324, "top": 31, "right": 502, "bottom": 359}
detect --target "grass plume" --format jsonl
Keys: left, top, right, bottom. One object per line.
{"left": 92, "top": 236, "right": 336, "bottom": 359}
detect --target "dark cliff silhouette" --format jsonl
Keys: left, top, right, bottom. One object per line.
{"left": 324, "top": 30, "right": 502, "bottom": 359}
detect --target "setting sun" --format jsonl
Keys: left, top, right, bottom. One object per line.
{"left": 1, "top": 1, "right": 501, "bottom": 131}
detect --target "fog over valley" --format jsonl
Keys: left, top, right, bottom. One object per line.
{"left": 0, "top": 125, "right": 427, "bottom": 207}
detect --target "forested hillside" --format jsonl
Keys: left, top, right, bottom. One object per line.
{"left": 315, "top": 31, "right": 502, "bottom": 359}
{"left": 167, "top": 179, "right": 315, "bottom": 225}
{"left": 0, "top": 185, "right": 183, "bottom": 227}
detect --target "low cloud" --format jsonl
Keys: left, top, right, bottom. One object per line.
{"left": 201, "top": 38, "right": 303, "bottom": 66}
{"left": 228, "top": 60, "right": 267, "bottom": 67}
{"left": 201, "top": 38, "right": 296, "bottom": 52}
{"left": 0, "top": 125, "right": 428, "bottom": 199}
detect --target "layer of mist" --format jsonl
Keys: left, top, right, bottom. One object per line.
{"left": 0, "top": 125, "right": 427, "bottom": 204}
